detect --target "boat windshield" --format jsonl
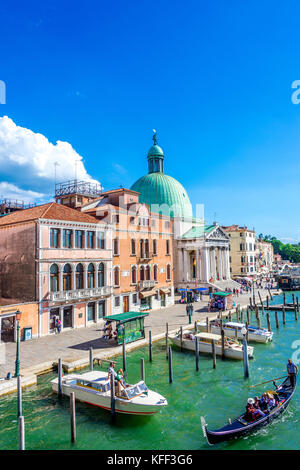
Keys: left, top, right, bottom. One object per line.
{"left": 126, "top": 385, "right": 140, "bottom": 399}
{"left": 138, "top": 381, "right": 148, "bottom": 393}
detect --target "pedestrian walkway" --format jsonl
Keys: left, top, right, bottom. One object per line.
{"left": 0, "top": 287, "right": 279, "bottom": 379}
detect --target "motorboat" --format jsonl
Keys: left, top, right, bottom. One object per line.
{"left": 197, "top": 320, "right": 273, "bottom": 343}
{"left": 51, "top": 370, "right": 167, "bottom": 416}
{"left": 168, "top": 331, "right": 254, "bottom": 360}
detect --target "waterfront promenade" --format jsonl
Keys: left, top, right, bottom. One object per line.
{"left": 0, "top": 287, "right": 279, "bottom": 381}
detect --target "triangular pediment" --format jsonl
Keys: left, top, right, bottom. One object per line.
{"left": 206, "top": 226, "right": 230, "bottom": 241}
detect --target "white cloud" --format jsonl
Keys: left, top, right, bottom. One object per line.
{"left": 0, "top": 182, "right": 44, "bottom": 203}
{"left": 0, "top": 115, "right": 100, "bottom": 201}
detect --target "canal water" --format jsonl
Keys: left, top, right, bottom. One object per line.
{"left": 1, "top": 291, "right": 300, "bottom": 450}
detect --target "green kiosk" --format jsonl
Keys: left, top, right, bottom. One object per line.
{"left": 103, "top": 312, "right": 149, "bottom": 345}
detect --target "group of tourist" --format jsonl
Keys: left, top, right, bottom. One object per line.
{"left": 102, "top": 321, "right": 117, "bottom": 342}
{"left": 245, "top": 392, "right": 279, "bottom": 421}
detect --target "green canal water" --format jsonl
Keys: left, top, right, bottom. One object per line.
{"left": 1, "top": 291, "right": 300, "bottom": 451}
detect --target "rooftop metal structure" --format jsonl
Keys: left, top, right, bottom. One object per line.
{"left": 0, "top": 199, "right": 36, "bottom": 215}
{"left": 55, "top": 180, "right": 103, "bottom": 199}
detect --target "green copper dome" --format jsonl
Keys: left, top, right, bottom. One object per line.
{"left": 130, "top": 131, "right": 193, "bottom": 219}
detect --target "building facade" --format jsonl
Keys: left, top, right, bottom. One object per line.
{"left": 0, "top": 202, "right": 113, "bottom": 339}
{"left": 81, "top": 188, "right": 175, "bottom": 313}
{"left": 223, "top": 225, "right": 256, "bottom": 279}
{"left": 256, "top": 239, "right": 274, "bottom": 275}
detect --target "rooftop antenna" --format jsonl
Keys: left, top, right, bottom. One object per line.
{"left": 54, "top": 161, "right": 60, "bottom": 185}
{"left": 75, "top": 159, "right": 81, "bottom": 182}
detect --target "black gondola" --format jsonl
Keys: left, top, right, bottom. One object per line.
{"left": 201, "top": 375, "right": 296, "bottom": 445}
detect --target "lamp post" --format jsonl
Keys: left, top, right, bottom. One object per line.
{"left": 241, "top": 326, "right": 249, "bottom": 378}
{"left": 14, "top": 309, "right": 22, "bottom": 378}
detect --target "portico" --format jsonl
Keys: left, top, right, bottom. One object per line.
{"left": 175, "top": 224, "right": 234, "bottom": 290}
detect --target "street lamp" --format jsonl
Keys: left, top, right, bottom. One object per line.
{"left": 14, "top": 309, "right": 22, "bottom": 378}
{"left": 241, "top": 326, "right": 247, "bottom": 337}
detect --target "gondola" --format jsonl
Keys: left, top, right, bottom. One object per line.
{"left": 201, "top": 375, "right": 296, "bottom": 445}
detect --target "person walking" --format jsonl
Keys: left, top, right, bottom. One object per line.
{"left": 287, "top": 358, "right": 298, "bottom": 388}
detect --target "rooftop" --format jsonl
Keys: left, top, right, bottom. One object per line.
{"left": 0, "top": 202, "right": 100, "bottom": 227}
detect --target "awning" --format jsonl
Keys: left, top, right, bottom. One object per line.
{"left": 140, "top": 289, "right": 157, "bottom": 299}
{"left": 103, "top": 312, "right": 149, "bottom": 323}
{"left": 160, "top": 288, "right": 170, "bottom": 294}
{"left": 212, "top": 292, "right": 231, "bottom": 297}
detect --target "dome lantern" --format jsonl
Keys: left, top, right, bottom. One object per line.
{"left": 130, "top": 131, "right": 193, "bottom": 220}
{"left": 147, "top": 129, "right": 164, "bottom": 174}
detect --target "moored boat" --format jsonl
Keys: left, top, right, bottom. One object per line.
{"left": 51, "top": 370, "right": 167, "bottom": 416}
{"left": 168, "top": 331, "right": 254, "bottom": 360}
{"left": 201, "top": 375, "right": 296, "bottom": 445}
{"left": 197, "top": 320, "right": 273, "bottom": 343}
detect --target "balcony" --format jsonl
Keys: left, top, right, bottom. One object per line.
{"left": 139, "top": 280, "right": 156, "bottom": 289}
{"left": 137, "top": 253, "right": 153, "bottom": 262}
{"left": 49, "top": 286, "right": 113, "bottom": 302}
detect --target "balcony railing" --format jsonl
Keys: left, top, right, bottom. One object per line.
{"left": 49, "top": 286, "right": 113, "bottom": 302}
{"left": 139, "top": 280, "right": 156, "bottom": 289}
{"left": 137, "top": 253, "right": 153, "bottom": 262}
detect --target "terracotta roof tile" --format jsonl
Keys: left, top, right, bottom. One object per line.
{"left": 0, "top": 202, "right": 101, "bottom": 226}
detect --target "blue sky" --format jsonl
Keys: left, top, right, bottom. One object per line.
{"left": 1, "top": 0, "right": 300, "bottom": 241}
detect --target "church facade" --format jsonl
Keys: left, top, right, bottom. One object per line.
{"left": 130, "top": 132, "right": 236, "bottom": 292}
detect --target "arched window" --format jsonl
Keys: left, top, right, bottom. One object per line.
{"left": 139, "top": 239, "right": 144, "bottom": 258}
{"left": 63, "top": 263, "right": 72, "bottom": 291}
{"left": 140, "top": 266, "right": 145, "bottom": 281}
{"left": 145, "top": 265, "right": 150, "bottom": 280}
{"left": 98, "top": 262, "right": 105, "bottom": 287}
{"left": 113, "top": 238, "right": 119, "bottom": 256}
{"left": 131, "top": 239, "right": 136, "bottom": 255}
{"left": 154, "top": 264, "right": 158, "bottom": 281}
{"left": 87, "top": 263, "right": 95, "bottom": 288}
{"left": 166, "top": 239, "right": 170, "bottom": 255}
{"left": 167, "top": 264, "right": 171, "bottom": 281}
{"left": 153, "top": 239, "right": 157, "bottom": 255}
{"left": 145, "top": 239, "right": 149, "bottom": 258}
{"left": 50, "top": 264, "right": 59, "bottom": 292}
{"left": 76, "top": 263, "right": 84, "bottom": 290}
{"left": 131, "top": 266, "right": 137, "bottom": 284}
{"left": 114, "top": 267, "right": 120, "bottom": 286}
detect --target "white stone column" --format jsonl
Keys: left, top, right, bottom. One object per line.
{"left": 179, "top": 248, "right": 184, "bottom": 281}
{"left": 196, "top": 249, "right": 200, "bottom": 280}
{"left": 84, "top": 265, "right": 88, "bottom": 289}
{"left": 183, "top": 249, "right": 189, "bottom": 282}
{"left": 211, "top": 248, "right": 217, "bottom": 280}
{"left": 204, "top": 247, "right": 210, "bottom": 282}
{"left": 218, "top": 248, "right": 223, "bottom": 280}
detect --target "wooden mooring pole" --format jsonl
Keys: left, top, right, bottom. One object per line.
{"left": 168, "top": 346, "right": 173, "bottom": 383}
{"left": 292, "top": 293, "right": 295, "bottom": 306}
{"left": 243, "top": 338, "right": 249, "bottom": 378}
{"left": 89, "top": 347, "right": 93, "bottom": 372}
{"left": 166, "top": 323, "right": 169, "bottom": 359}
{"left": 206, "top": 317, "right": 209, "bottom": 333}
{"left": 18, "top": 416, "right": 25, "bottom": 450}
{"left": 141, "top": 358, "right": 145, "bottom": 381}
{"left": 211, "top": 340, "right": 216, "bottom": 369}
{"left": 70, "top": 391, "right": 76, "bottom": 443}
{"left": 110, "top": 374, "right": 116, "bottom": 419}
{"left": 258, "top": 290, "right": 263, "bottom": 307}
{"left": 295, "top": 305, "right": 298, "bottom": 321}
{"left": 58, "top": 358, "right": 62, "bottom": 398}
{"left": 268, "top": 288, "right": 273, "bottom": 301}
{"left": 17, "top": 375, "right": 22, "bottom": 418}
{"left": 266, "top": 313, "right": 271, "bottom": 332}
{"left": 122, "top": 339, "right": 127, "bottom": 373}
{"left": 245, "top": 322, "right": 249, "bottom": 342}
{"left": 282, "top": 307, "right": 286, "bottom": 325}
{"left": 283, "top": 292, "right": 286, "bottom": 306}
{"left": 297, "top": 297, "right": 299, "bottom": 313}
{"left": 266, "top": 296, "right": 269, "bottom": 310}
{"left": 275, "top": 311, "right": 279, "bottom": 329}
{"left": 180, "top": 326, "right": 183, "bottom": 352}
{"left": 247, "top": 306, "right": 250, "bottom": 325}
{"left": 221, "top": 328, "right": 225, "bottom": 360}
{"left": 195, "top": 337, "right": 199, "bottom": 371}
{"left": 149, "top": 331, "right": 153, "bottom": 362}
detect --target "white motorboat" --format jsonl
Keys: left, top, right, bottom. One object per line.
{"left": 197, "top": 320, "right": 273, "bottom": 343}
{"left": 168, "top": 331, "right": 254, "bottom": 360}
{"left": 51, "top": 370, "right": 167, "bottom": 416}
